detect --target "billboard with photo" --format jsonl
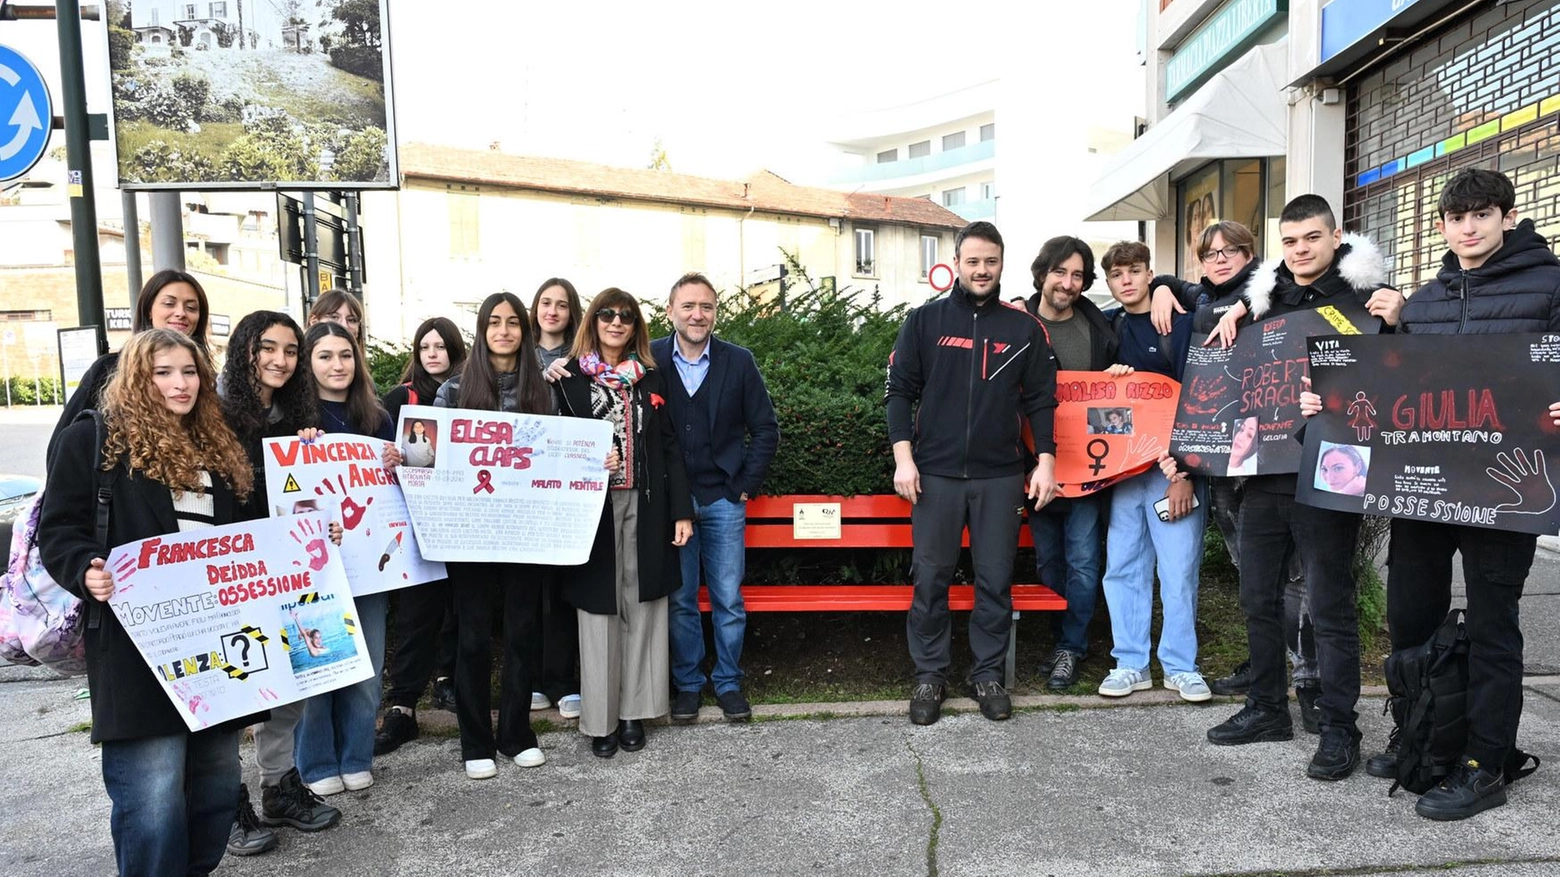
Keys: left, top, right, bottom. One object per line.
{"left": 107, "top": 0, "right": 398, "bottom": 189}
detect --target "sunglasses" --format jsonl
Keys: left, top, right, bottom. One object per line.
{"left": 595, "top": 308, "right": 638, "bottom": 325}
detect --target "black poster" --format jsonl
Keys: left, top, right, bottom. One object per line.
{"left": 1296, "top": 333, "right": 1560, "bottom": 536}
{"left": 1169, "top": 304, "right": 1378, "bottom": 477}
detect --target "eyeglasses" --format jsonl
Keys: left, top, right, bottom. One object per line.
{"left": 595, "top": 308, "right": 637, "bottom": 326}
{"left": 1199, "top": 246, "right": 1246, "bottom": 263}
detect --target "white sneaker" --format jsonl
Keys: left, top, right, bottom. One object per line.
{"left": 556, "top": 694, "right": 582, "bottom": 719}
{"left": 530, "top": 691, "right": 550, "bottom": 711}
{"left": 306, "top": 775, "right": 345, "bottom": 796}
{"left": 1098, "top": 667, "right": 1152, "bottom": 698}
{"left": 464, "top": 758, "right": 497, "bottom": 780}
{"left": 341, "top": 770, "right": 373, "bottom": 791}
{"left": 513, "top": 747, "right": 545, "bottom": 768}
{"left": 1165, "top": 671, "right": 1213, "bottom": 703}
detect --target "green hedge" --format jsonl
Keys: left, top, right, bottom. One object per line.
{"left": 1, "top": 377, "right": 63, "bottom": 406}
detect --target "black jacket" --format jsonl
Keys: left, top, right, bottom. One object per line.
{"left": 1401, "top": 220, "right": 1560, "bottom": 335}
{"left": 553, "top": 364, "right": 694, "bottom": 615}
{"left": 40, "top": 419, "right": 247, "bottom": 743}
{"left": 648, "top": 335, "right": 780, "bottom": 502}
{"left": 1024, "top": 291, "right": 1119, "bottom": 370}
{"left": 46, "top": 351, "right": 118, "bottom": 472}
{"left": 886, "top": 282, "right": 1058, "bottom": 477}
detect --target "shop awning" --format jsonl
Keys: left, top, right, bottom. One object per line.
{"left": 1085, "top": 41, "right": 1289, "bottom": 222}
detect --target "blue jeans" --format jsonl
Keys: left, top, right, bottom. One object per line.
{"left": 1101, "top": 471, "right": 1206, "bottom": 675}
{"left": 670, "top": 496, "right": 748, "bottom": 694}
{"left": 295, "top": 590, "right": 387, "bottom": 782}
{"left": 100, "top": 727, "right": 242, "bottom": 876}
{"left": 1029, "top": 493, "right": 1104, "bottom": 656}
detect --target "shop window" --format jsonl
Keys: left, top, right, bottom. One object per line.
{"left": 1176, "top": 157, "right": 1283, "bottom": 280}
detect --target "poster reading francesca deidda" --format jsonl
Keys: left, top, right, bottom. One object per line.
{"left": 1169, "top": 305, "right": 1378, "bottom": 477}
{"left": 105, "top": 512, "right": 374, "bottom": 732}
{"left": 263, "top": 433, "right": 445, "bottom": 596}
{"left": 394, "top": 405, "right": 614, "bottom": 564}
{"left": 1296, "top": 333, "right": 1560, "bottom": 535}
{"left": 1054, "top": 370, "right": 1180, "bottom": 497}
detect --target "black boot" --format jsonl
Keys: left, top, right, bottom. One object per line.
{"left": 1366, "top": 697, "right": 1406, "bottom": 778}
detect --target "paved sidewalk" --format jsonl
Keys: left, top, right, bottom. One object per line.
{"left": 3, "top": 661, "right": 1557, "bottom": 877}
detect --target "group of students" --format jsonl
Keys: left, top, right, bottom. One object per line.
{"left": 37, "top": 274, "right": 704, "bottom": 875}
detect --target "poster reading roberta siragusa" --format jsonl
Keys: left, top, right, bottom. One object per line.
{"left": 105, "top": 512, "right": 374, "bottom": 733}
{"left": 1296, "top": 333, "right": 1560, "bottom": 535}
{"left": 394, "top": 405, "right": 614, "bottom": 564}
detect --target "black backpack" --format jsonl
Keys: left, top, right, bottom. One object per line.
{"left": 1383, "top": 608, "right": 1538, "bottom": 795}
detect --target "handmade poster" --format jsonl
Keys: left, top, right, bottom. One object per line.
{"left": 394, "top": 405, "right": 614, "bottom": 563}
{"left": 1054, "top": 370, "right": 1180, "bottom": 497}
{"left": 1169, "top": 304, "right": 1378, "bottom": 476}
{"left": 1296, "top": 333, "right": 1560, "bottom": 535}
{"left": 105, "top": 512, "right": 373, "bottom": 732}
{"left": 264, "top": 433, "right": 445, "bottom": 596}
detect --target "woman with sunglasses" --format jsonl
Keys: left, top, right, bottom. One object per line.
{"left": 554, "top": 289, "right": 693, "bottom": 758}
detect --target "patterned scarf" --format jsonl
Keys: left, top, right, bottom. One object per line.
{"left": 578, "top": 350, "right": 646, "bottom": 389}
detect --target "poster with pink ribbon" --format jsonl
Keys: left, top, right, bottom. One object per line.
{"left": 106, "top": 512, "right": 374, "bottom": 732}
{"left": 393, "top": 405, "right": 614, "bottom": 564}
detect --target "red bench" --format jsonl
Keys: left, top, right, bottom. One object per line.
{"left": 697, "top": 494, "right": 1065, "bottom": 688}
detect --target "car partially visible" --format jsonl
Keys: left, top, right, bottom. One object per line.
{"left": 0, "top": 474, "right": 42, "bottom": 526}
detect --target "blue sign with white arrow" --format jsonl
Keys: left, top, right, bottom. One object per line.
{"left": 0, "top": 44, "right": 52, "bottom": 182}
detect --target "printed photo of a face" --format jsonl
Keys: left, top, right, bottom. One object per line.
{"left": 1315, "top": 442, "right": 1370, "bottom": 496}
{"left": 283, "top": 600, "right": 359, "bottom": 675}
{"left": 1088, "top": 407, "right": 1133, "bottom": 435}
{"left": 1227, "top": 416, "right": 1260, "bottom": 476}
{"left": 401, "top": 418, "right": 438, "bottom": 468}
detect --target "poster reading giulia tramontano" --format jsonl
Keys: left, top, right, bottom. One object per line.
{"left": 107, "top": 0, "right": 397, "bottom": 189}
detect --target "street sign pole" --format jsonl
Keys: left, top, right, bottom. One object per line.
{"left": 55, "top": 0, "right": 106, "bottom": 355}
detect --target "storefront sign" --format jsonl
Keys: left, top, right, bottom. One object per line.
{"left": 1165, "top": 0, "right": 1286, "bottom": 101}
{"left": 1321, "top": 0, "right": 1428, "bottom": 63}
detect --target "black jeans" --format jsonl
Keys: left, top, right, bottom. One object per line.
{"left": 527, "top": 570, "right": 580, "bottom": 703}
{"left": 383, "top": 577, "right": 457, "bottom": 710}
{"left": 1238, "top": 489, "right": 1362, "bottom": 734}
{"left": 448, "top": 562, "right": 540, "bottom": 761}
{"left": 1386, "top": 518, "right": 1534, "bottom": 767}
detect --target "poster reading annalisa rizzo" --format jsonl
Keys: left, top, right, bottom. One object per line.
{"left": 394, "top": 405, "right": 614, "bottom": 564}
{"left": 1053, "top": 370, "right": 1180, "bottom": 497}
{"left": 1297, "top": 333, "right": 1560, "bottom": 535}
{"left": 105, "top": 512, "right": 373, "bottom": 732}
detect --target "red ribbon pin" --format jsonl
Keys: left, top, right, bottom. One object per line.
{"left": 472, "top": 469, "right": 495, "bottom": 494}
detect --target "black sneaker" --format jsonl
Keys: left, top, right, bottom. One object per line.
{"left": 717, "top": 689, "right": 752, "bottom": 722}
{"left": 1415, "top": 758, "right": 1507, "bottom": 821}
{"left": 1046, "top": 650, "right": 1080, "bottom": 690}
{"left": 969, "top": 680, "right": 1012, "bottom": 721}
{"left": 1207, "top": 703, "right": 1294, "bottom": 746}
{"left": 909, "top": 682, "right": 945, "bottom": 726}
{"left": 1366, "top": 727, "right": 1401, "bottom": 779}
{"left": 1307, "top": 727, "right": 1360, "bottom": 780}
{"left": 227, "top": 783, "right": 278, "bottom": 856}
{"left": 670, "top": 689, "right": 701, "bottom": 723}
{"left": 430, "top": 676, "right": 456, "bottom": 712}
{"left": 1208, "top": 660, "right": 1251, "bottom": 697}
{"left": 373, "top": 707, "right": 418, "bottom": 755}
{"left": 261, "top": 768, "right": 342, "bottom": 832}
{"left": 1296, "top": 685, "right": 1322, "bottom": 735}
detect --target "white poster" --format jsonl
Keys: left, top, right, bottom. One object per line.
{"left": 263, "top": 433, "right": 444, "bottom": 595}
{"left": 106, "top": 512, "right": 373, "bottom": 732}
{"left": 395, "top": 405, "right": 613, "bottom": 564}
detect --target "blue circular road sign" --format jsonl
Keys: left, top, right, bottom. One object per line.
{"left": 0, "top": 44, "right": 53, "bottom": 183}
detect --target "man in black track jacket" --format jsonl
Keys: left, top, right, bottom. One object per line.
{"left": 885, "top": 221, "right": 1059, "bottom": 726}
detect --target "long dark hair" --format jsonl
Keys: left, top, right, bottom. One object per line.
{"left": 303, "top": 321, "right": 387, "bottom": 433}
{"left": 220, "top": 311, "right": 316, "bottom": 441}
{"left": 457, "top": 292, "right": 551, "bottom": 414}
{"left": 530, "top": 277, "right": 583, "bottom": 346}
{"left": 399, "top": 316, "right": 467, "bottom": 402}
{"left": 133, "top": 269, "right": 211, "bottom": 352}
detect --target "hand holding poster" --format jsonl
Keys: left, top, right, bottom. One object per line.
{"left": 1169, "top": 305, "right": 1378, "bottom": 476}
{"left": 1296, "top": 333, "right": 1560, "bottom": 535}
{"left": 395, "top": 405, "right": 614, "bottom": 564}
{"left": 106, "top": 512, "right": 373, "bottom": 732}
{"left": 1054, "top": 370, "right": 1181, "bottom": 497}
{"left": 263, "top": 433, "right": 444, "bottom": 596}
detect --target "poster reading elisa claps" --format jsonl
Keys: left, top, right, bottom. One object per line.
{"left": 393, "top": 405, "right": 614, "bottom": 564}
{"left": 1296, "top": 333, "right": 1560, "bottom": 536}
{"left": 106, "top": 512, "right": 374, "bottom": 733}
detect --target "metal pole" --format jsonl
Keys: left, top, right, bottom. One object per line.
{"left": 122, "top": 190, "right": 142, "bottom": 305}
{"left": 345, "top": 191, "right": 363, "bottom": 296}
{"left": 149, "top": 191, "right": 185, "bottom": 271}
{"left": 302, "top": 191, "right": 321, "bottom": 308}
{"left": 56, "top": 0, "right": 105, "bottom": 354}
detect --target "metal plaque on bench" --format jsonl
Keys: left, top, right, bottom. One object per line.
{"left": 792, "top": 502, "right": 842, "bottom": 540}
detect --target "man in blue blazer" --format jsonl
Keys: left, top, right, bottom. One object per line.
{"left": 653, "top": 272, "right": 780, "bottom": 722}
